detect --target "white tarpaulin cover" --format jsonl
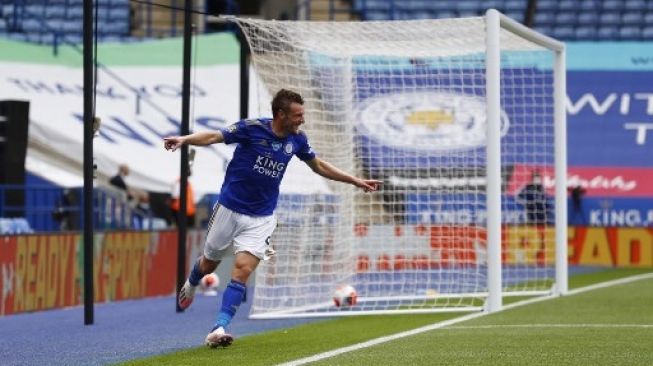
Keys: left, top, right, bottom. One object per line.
{"left": 0, "top": 35, "right": 330, "bottom": 199}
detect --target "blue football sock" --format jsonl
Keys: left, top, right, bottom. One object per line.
{"left": 213, "top": 279, "right": 246, "bottom": 330}
{"left": 188, "top": 259, "right": 204, "bottom": 286}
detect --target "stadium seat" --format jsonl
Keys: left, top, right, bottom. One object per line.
{"left": 534, "top": 12, "right": 555, "bottom": 26}
{"left": 457, "top": 10, "right": 479, "bottom": 17}
{"left": 433, "top": 11, "right": 456, "bottom": 19}
{"left": 602, "top": 0, "right": 624, "bottom": 11}
{"left": 642, "top": 26, "right": 653, "bottom": 39}
{"left": 66, "top": 7, "right": 83, "bottom": 19}
{"left": 359, "top": 0, "right": 391, "bottom": 11}
{"left": 597, "top": 26, "right": 619, "bottom": 39}
{"left": 577, "top": 12, "right": 599, "bottom": 25}
{"left": 557, "top": 0, "right": 579, "bottom": 11}
{"left": 0, "top": 18, "right": 6, "bottom": 33}
{"left": 574, "top": 26, "right": 597, "bottom": 40}
{"left": 645, "top": 12, "right": 653, "bottom": 24}
{"left": 622, "top": 12, "right": 644, "bottom": 25}
{"left": 109, "top": 7, "right": 130, "bottom": 20}
{"left": 45, "top": 19, "right": 65, "bottom": 31}
{"left": 579, "top": 0, "right": 599, "bottom": 11}
{"left": 45, "top": 6, "right": 66, "bottom": 19}
{"left": 619, "top": 26, "right": 642, "bottom": 40}
{"left": 599, "top": 12, "right": 621, "bottom": 25}
{"left": 25, "top": 4, "right": 45, "bottom": 16}
{"left": 505, "top": 0, "right": 527, "bottom": 12}
{"left": 456, "top": 1, "right": 481, "bottom": 12}
{"left": 555, "top": 12, "right": 576, "bottom": 25}
{"left": 363, "top": 10, "right": 390, "bottom": 21}
{"left": 552, "top": 26, "right": 574, "bottom": 39}
{"left": 537, "top": 0, "right": 556, "bottom": 11}
{"left": 624, "top": 0, "right": 647, "bottom": 11}
{"left": 21, "top": 18, "right": 42, "bottom": 32}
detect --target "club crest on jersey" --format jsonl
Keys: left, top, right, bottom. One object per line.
{"left": 271, "top": 142, "right": 282, "bottom": 151}
{"left": 284, "top": 143, "right": 293, "bottom": 155}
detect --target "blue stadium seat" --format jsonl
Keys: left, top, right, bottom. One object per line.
{"left": 457, "top": 10, "right": 479, "bottom": 17}
{"left": 45, "top": 6, "right": 66, "bottom": 19}
{"left": 599, "top": 12, "right": 621, "bottom": 25}
{"left": 642, "top": 26, "right": 653, "bottom": 39}
{"left": 401, "top": 0, "right": 440, "bottom": 10}
{"left": 66, "top": 7, "right": 83, "bottom": 19}
{"left": 624, "top": 0, "right": 647, "bottom": 11}
{"left": 62, "top": 20, "right": 82, "bottom": 34}
{"left": 21, "top": 18, "right": 42, "bottom": 32}
{"left": 109, "top": 7, "right": 130, "bottom": 20}
{"left": 619, "top": 26, "right": 642, "bottom": 39}
{"left": 645, "top": 12, "right": 653, "bottom": 24}
{"left": 360, "top": 0, "right": 391, "bottom": 11}
{"left": 433, "top": 11, "right": 456, "bottom": 19}
{"left": 1, "top": 5, "right": 14, "bottom": 17}
{"left": 430, "top": 1, "right": 458, "bottom": 11}
{"left": 363, "top": 10, "right": 390, "bottom": 20}
{"left": 537, "top": 0, "right": 556, "bottom": 11}
{"left": 622, "top": 12, "right": 644, "bottom": 25}
{"left": 577, "top": 12, "right": 599, "bottom": 25}
{"left": 552, "top": 26, "right": 574, "bottom": 39}
{"left": 580, "top": 0, "right": 599, "bottom": 11}
{"left": 597, "top": 26, "right": 619, "bottom": 39}
{"left": 534, "top": 12, "right": 555, "bottom": 25}
{"left": 555, "top": 12, "right": 576, "bottom": 25}
{"left": 505, "top": 0, "right": 527, "bottom": 12}
{"left": 456, "top": 1, "right": 481, "bottom": 12}
{"left": 0, "top": 18, "right": 6, "bottom": 32}
{"left": 25, "top": 4, "right": 45, "bottom": 16}
{"left": 602, "top": 0, "right": 624, "bottom": 11}
{"left": 574, "top": 26, "right": 597, "bottom": 40}
{"left": 557, "top": 0, "right": 579, "bottom": 11}
{"left": 45, "top": 19, "right": 65, "bottom": 31}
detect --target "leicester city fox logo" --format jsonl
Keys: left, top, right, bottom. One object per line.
{"left": 271, "top": 142, "right": 282, "bottom": 151}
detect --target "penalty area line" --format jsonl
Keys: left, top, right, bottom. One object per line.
{"left": 276, "top": 272, "right": 653, "bottom": 366}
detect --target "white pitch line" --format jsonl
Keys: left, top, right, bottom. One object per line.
{"left": 448, "top": 324, "right": 653, "bottom": 330}
{"left": 276, "top": 272, "right": 653, "bottom": 366}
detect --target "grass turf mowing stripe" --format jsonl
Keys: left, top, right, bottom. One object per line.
{"left": 278, "top": 272, "right": 653, "bottom": 366}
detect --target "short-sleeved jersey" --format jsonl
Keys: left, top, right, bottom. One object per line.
{"left": 218, "top": 118, "right": 316, "bottom": 216}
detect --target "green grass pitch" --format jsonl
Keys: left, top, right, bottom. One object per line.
{"left": 121, "top": 268, "right": 653, "bottom": 366}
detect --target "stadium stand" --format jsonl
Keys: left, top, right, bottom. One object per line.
{"left": 351, "top": 0, "right": 653, "bottom": 41}
{"left": 0, "top": 0, "right": 131, "bottom": 44}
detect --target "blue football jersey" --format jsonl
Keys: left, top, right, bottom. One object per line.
{"left": 217, "top": 118, "right": 316, "bottom": 216}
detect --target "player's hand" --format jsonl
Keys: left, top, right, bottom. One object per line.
{"left": 164, "top": 136, "right": 184, "bottom": 152}
{"left": 355, "top": 179, "right": 383, "bottom": 193}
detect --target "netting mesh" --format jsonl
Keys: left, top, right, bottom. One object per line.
{"left": 235, "top": 16, "right": 559, "bottom": 318}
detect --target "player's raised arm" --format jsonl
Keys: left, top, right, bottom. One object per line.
{"left": 305, "top": 157, "right": 382, "bottom": 193}
{"left": 163, "top": 131, "right": 225, "bottom": 151}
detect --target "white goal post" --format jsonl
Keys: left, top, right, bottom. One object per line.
{"left": 230, "top": 9, "right": 567, "bottom": 319}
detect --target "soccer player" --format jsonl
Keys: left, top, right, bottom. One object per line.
{"left": 163, "top": 89, "right": 382, "bottom": 348}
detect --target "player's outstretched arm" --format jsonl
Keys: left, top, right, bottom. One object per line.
{"left": 305, "top": 157, "right": 382, "bottom": 193}
{"left": 163, "top": 131, "right": 225, "bottom": 151}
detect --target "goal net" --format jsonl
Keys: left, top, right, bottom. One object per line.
{"left": 234, "top": 11, "right": 567, "bottom": 318}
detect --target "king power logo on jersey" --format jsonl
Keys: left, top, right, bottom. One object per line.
{"left": 253, "top": 155, "right": 285, "bottom": 179}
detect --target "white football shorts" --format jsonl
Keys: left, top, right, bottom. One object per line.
{"left": 203, "top": 204, "right": 277, "bottom": 261}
